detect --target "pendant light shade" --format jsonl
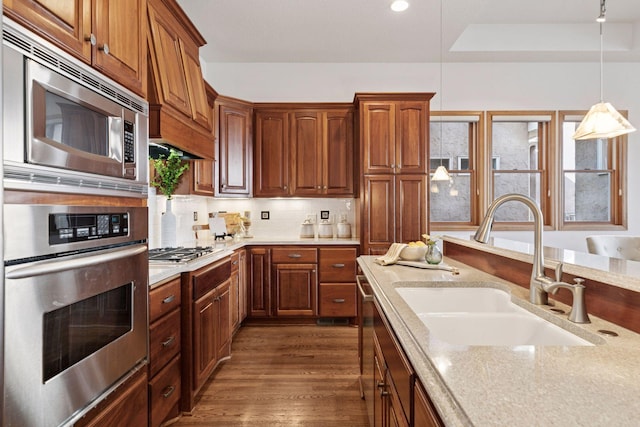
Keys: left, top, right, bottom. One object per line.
{"left": 573, "top": 0, "right": 636, "bottom": 140}
{"left": 573, "top": 102, "right": 636, "bottom": 140}
{"left": 432, "top": 165, "right": 451, "bottom": 181}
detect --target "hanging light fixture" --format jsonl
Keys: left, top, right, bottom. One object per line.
{"left": 390, "top": 0, "right": 409, "bottom": 12}
{"left": 432, "top": 0, "right": 451, "bottom": 181}
{"left": 573, "top": 0, "right": 636, "bottom": 140}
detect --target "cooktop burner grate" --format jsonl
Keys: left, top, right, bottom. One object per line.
{"left": 148, "top": 246, "right": 216, "bottom": 263}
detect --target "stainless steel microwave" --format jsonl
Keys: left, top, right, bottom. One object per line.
{"left": 2, "top": 19, "right": 149, "bottom": 196}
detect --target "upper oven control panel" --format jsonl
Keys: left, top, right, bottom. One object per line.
{"left": 49, "top": 212, "right": 129, "bottom": 245}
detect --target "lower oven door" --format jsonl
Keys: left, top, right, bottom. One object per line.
{"left": 3, "top": 243, "right": 148, "bottom": 427}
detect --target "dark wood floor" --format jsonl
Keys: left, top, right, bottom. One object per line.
{"left": 174, "top": 325, "right": 370, "bottom": 427}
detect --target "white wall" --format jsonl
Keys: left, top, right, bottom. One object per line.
{"left": 203, "top": 61, "right": 640, "bottom": 252}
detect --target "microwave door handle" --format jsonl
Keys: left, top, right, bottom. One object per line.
{"left": 108, "top": 116, "right": 123, "bottom": 160}
{"left": 5, "top": 244, "right": 147, "bottom": 280}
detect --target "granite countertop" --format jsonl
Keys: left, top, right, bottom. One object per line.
{"left": 149, "top": 236, "right": 360, "bottom": 286}
{"left": 357, "top": 255, "right": 640, "bottom": 427}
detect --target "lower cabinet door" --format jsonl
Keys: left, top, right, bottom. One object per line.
{"left": 149, "top": 355, "right": 181, "bottom": 427}
{"left": 273, "top": 263, "right": 317, "bottom": 316}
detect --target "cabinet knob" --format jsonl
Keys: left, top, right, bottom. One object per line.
{"left": 283, "top": 185, "right": 288, "bottom": 190}
{"left": 98, "top": 43, "right": 110, "bottom": 55}
{"left": 323, "top": 186, "right": 327, "bottom": 189}
{"left": 84, "top": 34, "right": 96, "bottom": 45}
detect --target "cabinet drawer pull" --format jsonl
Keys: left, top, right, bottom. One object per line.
{"left": 333, "top": 298, "right": 346, "bottom": 303}
{"left": 380, "top": 389, "right": 390, "bottom": 397}
{"left": 288, "top": 253, "right": 302, "bottom": 258}
{"left": 162, "top": 385, "right": 176, "bottom": 399}
{"left": 332, "top": 263, "right": 345, "bottom": 268}
{"left": 161, "top": 336, "right": 175, "bottom": 347}
{"left": 162, "top": 295, "right": 175, "bottom": 304}
{"left": 232, "top": 260, "right": 239, "bottom": 265}
{"left": 377, "top": 381, "right": 386, "bottom": 389}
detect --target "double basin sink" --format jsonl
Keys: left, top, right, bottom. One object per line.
{"left": 396, "top": 286, "right": 594, "bottom": 346}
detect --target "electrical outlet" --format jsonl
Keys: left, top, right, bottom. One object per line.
{"left": 193, "top": 211, "right": 198, "bottom": 221}
{"left": 320, "top": 210, "right": 330, "bottom": 220}
{"left": 261, "top": 211, "right": 270, "bottom": 220}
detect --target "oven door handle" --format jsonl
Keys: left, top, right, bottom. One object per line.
{"left": 6, "top": 244, "right": 147, "bottom": 279}
{"left": 357, "top": 275, "right": 374, "bottom": 302}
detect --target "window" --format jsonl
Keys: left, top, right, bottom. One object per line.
{"left": 429, "top": 112, "right": 483, "bottom": 226}
{"left": 487, "top": 112, "right": 554, "bottom": 227}
{"left": 559, "top": 111, "right": 626, "bottom": 229}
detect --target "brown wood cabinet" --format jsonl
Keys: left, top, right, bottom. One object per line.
{"left": 4, "top": 0, "right": 147, "bottom": 96}
{"left": 230, "top": 249, "right": 248, "bottom": 332}
{"left": 215, "top": 96, "right": 253, "bottom": 197}
{"left": 254, "top": 111, "right": 290, "bottom": 196}
{"left": 147, "top": 0, "right": 214, "bottom": 159}
{"left": 370, "top": 301, "right": 443, "bottom": 427}
{"left": 356, "top": 93, "right": 433, "bottom": 255}
{"left": 248, "top": 246, "right": 323, "bottom": 319}
{"left": 75, "top": 368, "right": 148, "bottom": 427}
{"left": 271, "top": 247, "right": 318, "bottom": 317}
{"left": 318, "top": 247, "right": 358, "bottom": 318}
{"left": 254, "top": 105, "right": 355, "bottom": 197}
{"left": 148, "top": 276, "right": 182, "bottom": 427}
{"left": 192, "top": 279, "right": 230, "bottom": 390}
{"left": 173, "top": 159, "right": 215, "bottom": 196}
{"left": 181, "top": 258, "right": 232, "bottom": 412}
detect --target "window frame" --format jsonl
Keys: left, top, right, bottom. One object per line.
{"left": 485, "top": 111, "right": 555, "bottom": 231}
{"left": 557, "top": 111, "right": 627, "bottom": 231}
{"left": 429, "top": 111, "right": 483, "bottom": 230}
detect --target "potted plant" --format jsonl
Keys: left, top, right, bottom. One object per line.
{"left": 150, "top": 149, "right": 189, "bottom": 246}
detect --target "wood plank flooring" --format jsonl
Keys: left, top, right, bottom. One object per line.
{"left": 174, "top": 325, "right": 370, "bottom": 427}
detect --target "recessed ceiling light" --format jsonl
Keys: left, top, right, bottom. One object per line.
{"left": 390, "top": 0, "right": 409, "bottom": 12}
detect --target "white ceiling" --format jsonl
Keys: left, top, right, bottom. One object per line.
{"left": 177, "top": 0, "right": 640, "bottom": 63}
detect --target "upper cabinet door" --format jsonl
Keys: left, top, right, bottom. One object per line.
{"left": 147, "top": 4, "right": 192, "bottom": 118}
{"left": 254, "top": 111, "right": 290, "bottom": 197}
{"left": 324, "top": 109, "right": 354, "bottom": 195}
{"left": 217, "top": 102, "right": 253, "bottom": 197}
{"left": 362, "top": 103, "right": 396, "bottom": 174}
{"left": 290, "top": 111, "right": 323, "bottom": 196}
{"left": 180, "top": 39, "right": 212, "bottom": 131}
{"left": 92, "top": 0, "right": 146, "bottom": 96}
{"left": 395, "top": 102, "right": 428, "bottom": 174}
{"left": 4, "top": 0, "right": 92, "bottom": 62}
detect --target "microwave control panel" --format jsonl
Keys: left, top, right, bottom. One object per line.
{"left": 123, "top": 120, "right": 135, "bottom": 163}
{"left": 49, "top": 212, "right": 129, "bottom": 245}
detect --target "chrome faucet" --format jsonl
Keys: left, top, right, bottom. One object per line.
{"left": 474, "top": 193, "right": 554, "bottom": 305}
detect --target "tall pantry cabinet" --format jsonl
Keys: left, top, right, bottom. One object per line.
{"left": 355, "top": 93, "right": 434, "bottom": 255}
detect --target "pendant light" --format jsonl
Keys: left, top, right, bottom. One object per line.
{"left": 432, "top": 0, "right": 451, "bottom": 181}
{"left": 573, "top": 0, "right": 636, "bottom": 140}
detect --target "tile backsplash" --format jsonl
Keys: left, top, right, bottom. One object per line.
{"left": 148, "top": 187, "right": 357, "bottom": 248}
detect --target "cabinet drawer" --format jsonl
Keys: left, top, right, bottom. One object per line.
{"left": 271, "top": 247, "right": 317, "bottom": 263}
{"left": 149, "top": 277, "right": 181, "bottom": 323}
{"left": 231, "top": 251, "right": 240, "bottom": 272}
{"left": 319, "top": 247, "right": 357, "bottom": 282}
{"left": 149, "top": 308, "right": 181, "bottom": 378}
{"left": 149, "top": 355, "right": 181, "bottom": 427}
{"left": 319, "top": 283, "right": 356, "bottom": 317}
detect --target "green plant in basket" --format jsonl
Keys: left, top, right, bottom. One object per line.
{"left": 150, "top": 149, "right": 189, "bottom": 199}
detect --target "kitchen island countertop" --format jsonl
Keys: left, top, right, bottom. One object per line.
{"left": 357, "top": 255, "right": 640, "bottom": 426}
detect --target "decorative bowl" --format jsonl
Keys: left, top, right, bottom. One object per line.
{"left": 399, "top": 246, "right": 428, "bottom": 261}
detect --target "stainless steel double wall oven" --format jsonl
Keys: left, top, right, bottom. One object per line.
{"left": 2, "top": 18, "right": 149, "bottom": 427}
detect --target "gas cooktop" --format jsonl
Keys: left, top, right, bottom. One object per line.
{"left": 148, "top": 246, "right": 218, "bottom": 263}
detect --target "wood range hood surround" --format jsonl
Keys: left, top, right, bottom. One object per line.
{"left": 147, "top": 0, "right": 215, "bottom": 160}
